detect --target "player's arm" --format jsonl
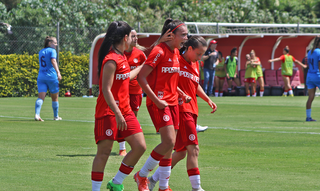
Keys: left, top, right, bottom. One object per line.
{"left": 214, "top": 58, "right": 219, "bottom": 66}
{"left": 268, "top": 57, "right": 281, "bottom": 63}
{"left": 129, "top": 65, "right": 143, "bottom": 81}
{"left": 137, "top": 65, "right": 168, "bottom": 109}
{"left": 196, "top": 85, "right": 217, "bottom": 112}
{"left": 177, "top": 86, "right": 191, "bottom": 103}
{"left": 101, "top": 60, "right": 127, "bottom": 131}
{"left": 294, "top": 60, "right": 307, "bottom": 68}
{"left": 51, "top": 58, "right": 62, "bottom": 81}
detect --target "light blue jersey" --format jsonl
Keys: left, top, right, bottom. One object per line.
{"left": 38, "top": 47, "right": 57, "bottom": 80}
{"left": 306, "top": 48, "right": 320, "bottom": 89}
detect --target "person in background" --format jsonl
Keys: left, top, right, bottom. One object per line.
{"left": 305, "top": 37, "right": 320, "bottom": 121}
{"left": 244, "top": 54, "right": 257, "bottom": 97}
{"left": 202, "top": 40, "right": 219, "bottom": 96}
{"left": 214, "top": 51, "right": 225, "bottom": 97}
{"left": 117, "top": 30, "right": 147, "bottom": 157}
{"left": 268, "top": 46, "right": 307, "bottom": 97}
{"left": 250, "top": 50, "right": 264, "bottom": 97}
{"left": 91, "top": 21, "right": 146, "bottom": 191}
{"left": 34, "top": 36, "right": 62, "bottom": 121}
{"left": 224, "top": 47, "right": 240, "bottom": 92}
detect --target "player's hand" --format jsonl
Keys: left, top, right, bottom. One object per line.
{"left": 57, "top": 73, "right": 62, "bottom": 81}
{"left": 302, "top": 64, "right": 307, "bottom": 69}
{"left": 208, "top": 100, "right": 217, "bottom": 113}
{"left": 156, "top": 99, "right": 168, "bottom": 109}
{"left": 268, "top": 59, "right": 272, "bottom": 63}
{"left": 183, "top": 94, "right": 192, "bottom": 103}
{"left": 226, "top": 73, "right": 229, "bottom": 78}
{"left": 234, "top": 74, "right": 237, "bottom": 78}
{"left": 159, "top": 29, "right": 173, "bottom": 43}
{"left": 115, "top": 114, "right": 127, "bottom": 131}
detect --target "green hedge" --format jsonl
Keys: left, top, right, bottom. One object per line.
{"left": 0, "top": 52, "right": 90, "bottom": 97}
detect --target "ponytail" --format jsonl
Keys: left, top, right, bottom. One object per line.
{"left": 311, "top": 36, "right": 320, "bottom": 54}
{"left": 152, "top": 18, "right": 184, "bottom": 47}
{"left": 98, "top": 21, "right": 132, "bottom": 77}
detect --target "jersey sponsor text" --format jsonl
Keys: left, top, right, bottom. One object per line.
{"left": 116, "top": 72, "right": 130, "bottom": 80}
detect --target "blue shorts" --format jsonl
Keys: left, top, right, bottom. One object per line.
{"left": 37, "top": 78, "right": 59, "bottom": 94}
{"left": 306, "top": 74, "right": 320, "bottom": 89}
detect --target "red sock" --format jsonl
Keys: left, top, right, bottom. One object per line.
{"left": 91, "top": 171, "right": 103, "bottom": 181}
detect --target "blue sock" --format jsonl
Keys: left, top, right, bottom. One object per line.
{"left": 52, "top": 101, "right": 59, "bottom": 117}
{"left": 306, "top": 109, "right": 311, "bottom": 118}
{"left": 35, "top": 98, "right": 43, "bottom": 115}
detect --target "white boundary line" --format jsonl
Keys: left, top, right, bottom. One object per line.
{"left": 1, "top": 115, "right": 319, "bottom": 135}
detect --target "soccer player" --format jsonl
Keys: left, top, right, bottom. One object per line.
{"left": 214, "top": 51, "right": 225, "bottom": 97}
{"left": 250, "top": 50, "right": 265, "bottom": 97}
{"left": 34, "top": 36, "right": 62, "bottom": 121}
{"left": 117, "top": 30, "right": 147, "bottom": 156}
{"left": 148, "top": 35, "right": 217, "bottom": 191}
{"left": 244, "top": 54, "right": 257, "bottom": 97}
{"left": 224, "top": 47, "right": 241, "bottom": 92}
{"left": 305, "top": 36, "right": 320, "bottom": 121}
{"left": 91, "top": 21, "right": 146, "bottom": 191}
{"left": 135, "top": 18, "right": 188, "bottom": 191}
{"left": 268, "top": 46, "right": 307, "bottom": 97}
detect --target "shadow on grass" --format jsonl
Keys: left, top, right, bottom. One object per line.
{"left": 56, "top": 152, "right": 117, "bottom": 157}
{"left": 273, "top": 120, "right": 302, "bottom": 122}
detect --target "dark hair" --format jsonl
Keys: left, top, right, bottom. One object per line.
{"left": 284, "top": 46, "right": 290, "bottom": 53}
{"left": 311, "top": 36, "right": 320, "bottom": 54}
{"left": 179, "top": 35, "right": 207, "bottom": 54}
{"left": 98, "top": 21, "right": 132, "bottom": 76}
{"left": 231, "top": 47, "right": 237, "bottom": 55}
{"left": 153, "top": 18, "right": 184, "bottom": 46}
{"left": 218, "top": 51, "right": 223, "bottom": 57}
{"left": 44, "top": 36, "right": 56, "bottom": 48}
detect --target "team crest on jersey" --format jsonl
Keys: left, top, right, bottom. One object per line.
{"left": 163, "top": 115, "right": 170, "bottom": 122}
{"left": 189, "top": 134, "right": 196, "bottom": 141}
{"left": 133, "top": 58, "right": 138, "bottom": 63}
{"left": 106, "top": 129, "right": 113, "bottom": 136}
{"left": 178, "top": 97, "right": 183, "bottom": 105}
{"left": 158, "top": 91, "right": 164, "bottom": 99}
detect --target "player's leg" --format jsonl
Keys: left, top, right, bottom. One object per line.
{"left": 219, "top": 78, "right": 225, "bottom": 97}
{"left": 227, "top": 78, "right": 232, "bottom": 92}
{"left": 92, "top": 139, "right": 114, "bottom": 191}
{"left": 203, "top": 69, "right": 210, "bottom": 95}
{"left": 186, "top": 144, "right": 204, "bottom": 191}
{"left": 245, "top": 81, "right": 250, "bottom": 97}
{"left": 286, "top": 76, "right": 293, "bottom": 96}
{"left": 282, "top": 75, "right": 290, "bottom": 96}
{"left": 251, "top": 82, "right": 256, "bottom": 97}
{"left": 234, "top": 76, "right": 241, "bottom": 86}
{"left": 258, "top": 77, "right": 264, "bottom": 97}
{"left": 48, "top": 79, "right": 61, "bottom": 120}
{"left": 35, "top": 79, "right": 47, "bottom": 121}
{"left": 208, "top": 70, "right": 215, "bottom": 96}
{"left": 306, "top": 87, "right": 316, "bottom": 121}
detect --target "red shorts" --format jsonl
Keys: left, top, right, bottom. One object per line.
{"left": 130, "top": 94, "right": 143, "bottom": 111}
{"left": 147, "top": 104, "right": 179, "bottom": 132}
{"left": 94, "top": 111, "right": 142, "bottom": 144}
{"left": 244, "top": 78, "right": 256, "bottom": 83}
{"left": 216, "top": 77, "right": 225, "bottom": 80}
{"left": 175, "top": 112, "right": 198, "bottom": 152}
{"left": 283, "top": 75, "right": 292, "bottom": 78}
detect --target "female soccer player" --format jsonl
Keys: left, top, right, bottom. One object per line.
{"left": 34, "top": 36, "right": 62, "bottom": 121}
{"left": 244, "top": 54, "right": 257, "bottom": 97}
{"left": 148, "top": 35, "right": 217, "bottom": 191}
{"left": 250, "top": 50, "right": 265, "bottom": 97}
{"left": 305, "top": 36, "right": 320, "bottom": 121}
{"left": 117, "top": 30, "right": 147, "bottom": 156}
{"left": 224, "top": 47, "right": 241, "bottom": 92}
{"left": 135, "top": 18, "right": 188, "bottom": 191}
{"left": 91, "top": 21, "right": 146, "bottom": 191}
{"left": 268, "top": 46, "right": 307, "bottom": 97}
{"left": 214, "top": 51, "right": 225, "bottom": 97}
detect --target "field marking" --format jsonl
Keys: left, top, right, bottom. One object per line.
{"left": 1, "top": 115, "right": 320, "bottom": 135}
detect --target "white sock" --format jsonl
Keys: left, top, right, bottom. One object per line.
{"left": 113, "top": 171, "right": 128, "bottom": 184}
{"left": 260, "top": 91, "right": 264, "bottom": 97}
{"left": 139, "top": 155, "right": 160, "bottom": 177}
{"left": 151, "top": 167, "right": 160, "bottom": 182}
{"left": 219, "top": 92, "right": 223, "bottom": 97}
{"left": 119, "top": 141, "right": 126, "bottom": 150}
{"left": 159, "top": 166, "right": 171, "bottom": 190}
{"left": 283, "top": 91, "right": 288, "bottom": 95}
{"left": 189, "top": 175, "right": 201, "bottom": 189}
{"left": 92, "top": 180, "right": 102, "bottom": 191}
{"left": 288, "top": 90, "right": 293, "bottom": 95}
{"left": 214, "top": 92, "right": 218, "bottom": 97}
{"left": 253, "top": 93, "right": 256, "bottom": 97}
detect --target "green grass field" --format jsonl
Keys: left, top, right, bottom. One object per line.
{"left": 1, "top": 96, "right": 320, "bottom": 191}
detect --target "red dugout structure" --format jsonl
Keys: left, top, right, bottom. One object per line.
{"left": 89, "top": 22, "right": 319, "bottom": 94}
